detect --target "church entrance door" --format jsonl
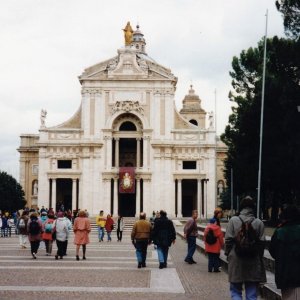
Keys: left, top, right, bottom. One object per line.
{"left": 56, "top": 179, "right": 72, "bottom": 212}
{"left": 118, "top": 193, "right": 136, "bottom": 217}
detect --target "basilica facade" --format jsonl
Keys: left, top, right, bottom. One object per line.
{"left": 18, "top": 23, "right": 227, "bottom": 218}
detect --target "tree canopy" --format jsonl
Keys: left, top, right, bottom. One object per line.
{"left": 0, "top": 171, "right": 26, "bottom": 212}
{"left": 221, "top": 36, "right": 300, "bottom": 219}
{"left": 276, "top": 0, "right": 300, "bottom": 39}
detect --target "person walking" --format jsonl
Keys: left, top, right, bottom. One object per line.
{"left": 184, "top": 210, "right": 199, "bottom": 264}
{"left": 96, "top": 210, "right": 106, "bottom": 242}
{"left": 151, "top": 210, "right": 176, "bottom": 269}
{"left": 7, "top": 215, "right": 14, "bottom": 237}
{"left": 204, "top": 218, "right": 224, "bottom": 272}
{"left": 225, "top": 196, "right": 266, "bottom": 300}
{"left": 131, "top": 212, "right": 151, "bottom": 268}
{"left": 73, "top": 210, "right": 91, "bottom": 261}
{"left": 105, "top": 214, "right": 114, "bottom": 242}
{"left": 269, "top": 205, "right": 300, "bottom": 300}
{"left": 1, "top": 215, "right": 8, "bottom": 237}
{"left": 18, "top": 211, "right": 29, "bottom": 249}
{"left": 116, "top": 215, "right": 125, "bottom": 242}
{"left": 27, "top": 212, "right": 43, "bottom": 259}
{"left": 42, "top": 213, "right": 55, "bottom": 256}
{"left": 54, "top": 211, "right": 69, "bottom": 260}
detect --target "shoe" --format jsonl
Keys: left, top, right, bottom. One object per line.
{"left": 142, "top": 262, "right": 146, "bottom": 268}
{"left": 76, "top": 255, "right": 80, "bottom": 261}
{"left": 32, "top": 253, "right": 37, "bottom": 259}
{"left": 83, "top": 256, "right": 86, "bottom": 260}
{"left": 159, "top": 263, "right": 164, "bottom": 269}
{"left": 138, "top": 262, "right": 142, "bottom": 269}
{"left": 185, "top": 258, "right": 193, "bottom": 264}
{"left": 191, "top": 259, "right": 197, "bottom": 264}
{"left": 60, "top": 256, "right": 63, "bottom": 259}
{"left": 163, "top": 262, "right": 167, "bottom": 268}
{"left": 214, "top": 270, "right": 221, "bottom": 273}
{"left": 55, "top": 255, "right": 58, "bottom": 260}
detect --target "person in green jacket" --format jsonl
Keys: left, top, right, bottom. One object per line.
{"left": 269, "top": 205, "right": 300, "bottom": 299}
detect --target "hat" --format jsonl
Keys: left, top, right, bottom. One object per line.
{"left": 41, "top": 211, "right": 47, "bottom": 216}
{"left": 209, "top": 218, "right": 217, "bottom": 224}
{"left": 57, "top": 211, "right": 64, "bottom": 218}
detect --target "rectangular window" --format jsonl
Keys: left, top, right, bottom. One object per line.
{"left": 182, "top": 161, "right": 197, "bottom": 170}
{"left": 57, "top": 160, "right": 72, "bottom": 169}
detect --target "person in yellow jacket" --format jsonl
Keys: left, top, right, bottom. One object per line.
{"left": 96, "top": 210, "right": 106, "bottom": 242}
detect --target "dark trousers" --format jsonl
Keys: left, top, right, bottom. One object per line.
{"left": 135, "top": 240, "right": 148, "bottom": 263}
{"left": 208, "top": 252, "right": 220, "bottom": 272}
{"left": 56, "top": 240, "right": 67, "bottom": 257}
{"left": 117, "top": 230, "right": 123, "bottom": 241}
{"left": 185, "top": 236, "right": 196, "bottom": 260}
{"left": 30, "top": 240, "right": 40, "bottom": 255}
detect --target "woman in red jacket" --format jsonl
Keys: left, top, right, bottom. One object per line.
{"left": 204, "top": 218, "right": 224, "bottom": 272}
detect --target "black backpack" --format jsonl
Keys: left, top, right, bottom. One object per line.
{"left": 235, "top": 217, "right": 259, "bottom": 257}
{"left": 29, "top": 219, "right": 40, "bottom": 235}
{"left": 206, "top": 229, "right": 217, "bottom": 245}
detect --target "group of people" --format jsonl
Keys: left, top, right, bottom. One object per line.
{"left": 15, "top": 209, "right": 91, "bottom": 261}
{"left": 131, "top": 210, "right": 176, "bottom": 269}
{"left": 184, "top": 197, "right": 300, "bottom": 300}
{"left": 0, "top": 212, "right": 16, "bottom": 237}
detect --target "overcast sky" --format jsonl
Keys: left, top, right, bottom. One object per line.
{"left": 0, "top": 0, "right": 285, "bottom": 179}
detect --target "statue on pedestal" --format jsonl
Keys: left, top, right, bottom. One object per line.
{"left": 123, "top": 22, "right": 133, "bottom": 46}
{"left": 40, "top": 109, "right": 47, "bottom": 127}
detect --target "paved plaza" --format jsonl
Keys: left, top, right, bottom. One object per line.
{"left": 0, "top": 228, "right": 231, "bottom": 300}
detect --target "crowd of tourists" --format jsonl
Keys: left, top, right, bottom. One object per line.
{"left": 1, "top": 197, "right": 300, "bottom": 300}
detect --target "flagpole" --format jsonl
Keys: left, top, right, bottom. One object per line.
{"left": 257, "top": 10, "right": 268, "bottom": 218}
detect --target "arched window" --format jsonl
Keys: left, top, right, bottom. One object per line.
{"left": 119, "top": 121, "right": 137, "bottom": 131}
{"left": 189, "top": 119, "right": 198, "bottom": 126}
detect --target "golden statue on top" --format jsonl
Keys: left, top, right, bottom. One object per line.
{"left": 123, "top": 22, "right": 133, "bottom": 46}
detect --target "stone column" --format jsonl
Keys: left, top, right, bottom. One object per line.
{"left": 105, "top": 136, "right": 112, "bottom": 170}
{"left": 143, "top": 136, "right": 150, "bottom": 169}
{"left": 115, "top": 138, "right": 119, "bottom": 168}
{"left": 197, "top": 179, "right": 201, "bottom": 214}
{"left": 72, "top": 179, "right": 77, "bottom": 211}
{"left": 135, "top": 178, "right": 140, "bottom": 217}
{"left": 52, "top": 179, "right": 57, "bottom": 212}
{"left": 113, "top": 177, "right": 118, "bottom": 216}
{"left": 177, "top": 179, "right": 182, "bottom": 218}
{"left": 136, "top": 138, "right": 141, "bottom": 168}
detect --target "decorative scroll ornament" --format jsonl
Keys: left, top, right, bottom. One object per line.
{"left": 111, "top": 100, "right": 144, "bottom": 115}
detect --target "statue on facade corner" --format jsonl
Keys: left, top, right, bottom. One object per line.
{"left": 208, "top": 111, "right": 214, "bottom": 128}
{"left": 40, "top": 109, "right": 47, "bottom": 127}
{"left": 123, "top": 22, "right": 133, "bottom": 46}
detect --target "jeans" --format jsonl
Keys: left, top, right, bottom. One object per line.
{"left": 185, "top": 236, "right": 196, "bottom": 260}
{"left": 117, "top": 230, "right": 123, "bottom": 241}
{"left": 107, "top": 231, "right": 112, "bottom": 241}
{"left": 98, "top": 226, "right": 105, "bottom": 241}
{"left": 1, "top": 228, "right": 8, "bottom": 237}
{"left": 157, "top": 246, "right": 169, "bottom": 263}
{"left": 208, "top": 252, "right": 220, "bottom": 271}
{"left": 135, "top": 240, "right": 148, "bottom": 263}
{"left": 230, "top": 282, "right": 257, "bottom": 300}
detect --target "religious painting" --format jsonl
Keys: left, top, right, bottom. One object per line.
{"left": 119, "top": 167, "right": 135, "bottom": 193}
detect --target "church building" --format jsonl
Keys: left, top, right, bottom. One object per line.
{"left": 18, "top": 23, "right": 227, "bottom": 218}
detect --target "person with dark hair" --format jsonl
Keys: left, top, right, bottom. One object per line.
{"left": 131, "top": 212, "right": 151, "bottom": 268}
{"left": 151, "top": 210, "right": 176, "bottom": 269}
{"left": 27, "top": 212, "right": 43, "bottom": 259}
{"left": 184, "top": 210, "right": 199, "bottom": 264}
{"left": 269, "top": 205, "right": 300, "bottom": 299}
{"left": 225, "top": 196, "right": 266, "bottom": 300}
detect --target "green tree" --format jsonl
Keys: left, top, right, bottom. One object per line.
{"left": 0, "top": 171, "right": 26, "bottom": 212}
{"left": 221, "top": 37, "right": 300, "bottom": 221}
{"left": 276, "top": 0, "right": 300, "bottom": 39}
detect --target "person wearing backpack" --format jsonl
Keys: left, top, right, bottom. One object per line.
{"left": 18, "top": 211, "right": 29, "bottom": 248}
{"left": 269, "top": 205, "right": 300, "bottom": 300}
{"left": 151, "top": 210, "right": 176, "bottom": 269}
{"left": 204, "top": 218, "right": 224, "bottom": 272}
{"left": 27, "top": 212, "right": 43, "bottom": 259}
{"left": 42, "top": 213, "right": 55, "bottom": 255}
{"left": 225, "top": 196, "right": 266, "bottom": 300}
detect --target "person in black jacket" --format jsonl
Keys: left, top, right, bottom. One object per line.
{"left": 269, "top": 205, "right": 300, "bottom": 299}
{"left": 151, "top": 210, "right": 176, "bottom": 269}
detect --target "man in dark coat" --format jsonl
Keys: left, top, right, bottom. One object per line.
{"left": 269, "top": 205, "right": 300, "bottom": 299}
{"left": 151, "top": 210, "right": 176, "bottom": 269}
